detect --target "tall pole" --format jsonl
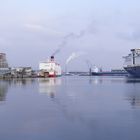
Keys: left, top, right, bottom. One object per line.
{"left": 131, "top": 49, "right": 135, "bottom": 65}
{"left": 89, "top": 67, "right": 92, "bottom": 76}
{"left": 65, "top": 64, "right": 67, "bottom": 74}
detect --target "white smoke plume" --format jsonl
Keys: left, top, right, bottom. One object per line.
{"left": 52, "top": 31, "right": 86, "bottom": 56}
{"left": 66, "top": 52, "right": 86, "bottom": 65}
{"left": 52, "top": 20, "right": 97, "bottom": 56}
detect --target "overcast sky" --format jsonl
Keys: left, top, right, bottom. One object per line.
{"left": 0, "top": 0, "right": 140, "bottom": 71}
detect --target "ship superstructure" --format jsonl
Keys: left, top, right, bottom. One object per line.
{"left": 123, "top": 49, "right": 140, "bottom": 77}
{"left": 39, "top": 56, "right": 62, "bottom": 77}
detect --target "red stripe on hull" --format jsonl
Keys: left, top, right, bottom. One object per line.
{"left": 48, "top": 74, "right": 56, "bottom": 77}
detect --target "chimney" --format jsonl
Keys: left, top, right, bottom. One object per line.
{"left": 51, "top": 56, "right": 54, "bottom": 61}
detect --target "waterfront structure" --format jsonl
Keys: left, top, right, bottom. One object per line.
{"left": 11, "top": 67, "right": 33, "bottom": 78}
{"left": 0, "top": 53, "right": 8, "bottom": 68}
{"left": 0, "top": 53, "right": 10, "bottom": 76}
{"left": 39, "top": 56, "right": 62, "bottom": 77}
{"left": 0, "top": 53, "right": 37, "bottom": 78}
{"left": 123, "top": 49, "right": 140, "bottom": 77}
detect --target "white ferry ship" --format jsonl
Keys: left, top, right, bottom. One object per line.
{"left": 39, "top": 56, "right": 62, "bottom": 77}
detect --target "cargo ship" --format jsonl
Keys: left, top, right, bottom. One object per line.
{"left": 91, "top": 67, "right": 128, "bottom": 76}
{"left": 123, "top": 49, "right": 140, "bottom": 77}
{"left": 39, "top": 56, "right": 62, "bottom": 77}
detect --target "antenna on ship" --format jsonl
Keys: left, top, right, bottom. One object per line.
{"left": 86, "top": 60, "right": 92, "bottom": 76}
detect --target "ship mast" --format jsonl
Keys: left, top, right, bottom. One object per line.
{"left": 131, "top": 49, "right": 135, "bottom": 65}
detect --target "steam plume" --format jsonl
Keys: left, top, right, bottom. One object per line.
{"left": 66, "top": 52, "right": 86, "bottom": 65}
{"left": 52, "top": 20, "right": 97, "bottom": 56}
{"left": 52, "top": 30, "right": 87, "bottom": 56}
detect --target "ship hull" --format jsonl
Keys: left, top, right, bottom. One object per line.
{"left": 92, "top": 71, "right": 128, "bottom": 76}
{"left": 39, "top": 71, "right": 61, "bottom": 78}
{"left": 124, "top": 66, "right": 140, "bottom": 77}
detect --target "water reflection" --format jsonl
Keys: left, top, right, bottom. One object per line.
{"left": 1, "top": 79, "right": 35, "bottom": 88}
{"left": 39, "top": 77, "right": 96, "bottom": 128}
{"left": 87, "top": 76, "right": 103, "bottom": 85}
{"left": 0, "top": 81, "right": 8, "bottom": 102}
{"left": 0, "top": 79, "right": 35, "bottom": 102}
{"left": 89, "top": 76, "right": 127, "bottom": 85}
{"left": 38, "top": 78, "right": 80, "bottom": 122}
{"left": 125, "top": 78, "right": 140, "bottom": 107}
{"left": 125, "top": 77, "right": 140, "bottom": 83}
{"left": 38, "top": 78, "right": 62, "bottom": 98}
{"left": 1, "top": 77, "right": 140, "bottom": 140}
{"left": 10, "top": 78, "right": 35, "bottom": 86}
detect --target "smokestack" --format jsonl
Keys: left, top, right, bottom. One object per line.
{"left": 51, "top": 56, "right": 54, "bottom": 61}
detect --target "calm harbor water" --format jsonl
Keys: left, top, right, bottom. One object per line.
{"left": 0, "top": 76, "right": 140, "bottom": 140}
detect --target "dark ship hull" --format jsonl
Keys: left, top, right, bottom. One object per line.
{"left": 124, "top": 66, "right": 140, "bottom": 77}
{"left": 92, "top": 71, "right": 128, "bottom": 76}
{"left": 92, "top": 69, "right": 128, "bottom": 76}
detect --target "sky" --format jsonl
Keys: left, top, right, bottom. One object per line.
{"left": 0, "top": 0, "right": 140, "bottom": 71}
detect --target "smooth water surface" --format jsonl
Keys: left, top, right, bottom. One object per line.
{"left": 0, "top": 76, "right": 140, "bottom": 140}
